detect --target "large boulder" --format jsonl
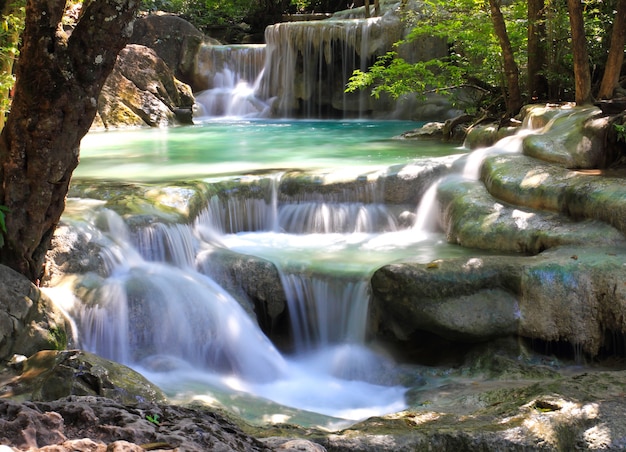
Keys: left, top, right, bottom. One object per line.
{"left": 0, "top": 265, "right": 69, "bottom": 362}
{"left": 130, "top": 13, "right": 215, "bottom": 92}
{"left": 94, "top": 44, "right": 195, "bottom": 129}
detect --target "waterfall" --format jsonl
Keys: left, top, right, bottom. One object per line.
{"left": 65, "top": 208, "right": 288, "bottom": 382}
{"left": 194, "top": 15, "right": 403, "bottom": 118}
{"left": 194, "top": 44, "right": 269, "bottom": 117}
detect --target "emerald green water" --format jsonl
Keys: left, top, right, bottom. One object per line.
{"left": 61, "top": 119, "right": 481, "bottom": 426}
{"left": 77, "top": 120, "right": 463, "bottom": 181}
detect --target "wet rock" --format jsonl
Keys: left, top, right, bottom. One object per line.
{"left": 3, "top": 350, "right": 167, "bottom": 405}
{"left": 437, "top": 176, "right": 626, "bottom": 253}
{"left": 521, "top": 106, "right": 609, "bottom": 168}
{"left": 481, "top": 154, "right": 626, "bottom": 236}
{"left": 94, "top": 44, "right": 195, "bottom": 129}
{"left": 0, "top": 265, "right": 70, "bottom": 362}
{"left": 371, "top": 245, "right": 626, "bottom": 356}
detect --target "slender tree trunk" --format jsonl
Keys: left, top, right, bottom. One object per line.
{"left": 597, "top": 0, "right": 626, "bottom": 99}
{"left": 0, "top": 0, "right": 138, "bottom": 281}
{"left": 364, "top": 0, "right": 370, "bottom": 18}
{"left": 374, "top": 0, "right": 380, "bottom": 16}
{"left": 567, "top": 0, "right": 592, "bottom": 105}
{"left": 528, "top": 0, "right": 548, "bottom": 101}
{"left": 488, "top": 0, "right": 522, "bottom": 114}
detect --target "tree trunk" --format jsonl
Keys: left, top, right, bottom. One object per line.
{"left": 528, "top": 0, "right": 548, "bottom": 101}
{"left": 374, "top": 0, "right": 380, "bottom": 16}
{"left": 567, "top": 0, "right": 592, "bottom": 105}
{"left": 488, "top": 0, "right": 522, "bottom": 114}
{"left": 0, "top": 0, "right": 139, "bottom": 281}
{"left": 597, "top": 0, "right": 626, "bottom": 99}
{"left": 364, "top": 0, "right": 370, "bottom": 18}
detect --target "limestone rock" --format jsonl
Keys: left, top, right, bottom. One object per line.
{"left": 130, "top": 13, "right": 210, "bottom": 91}
{"left": 95, "top": 44, "right": 195, "bottom": 129}
{"left": 3, "top": 350, "right": 167, "bottom": 405}
{"left": 521, "top": 106, "right": 609, "bottom": 168}
{"left": 437, "top": 176, "right": 626, "bottom": 253}
{"left": 481, "top": 153, "right": 626, "bottom": 236}
{"left": 0, "top": 265, "right": 69, "bottom": 362}
{"left": 371, "top": 246, "right": 626, "bottom": 356}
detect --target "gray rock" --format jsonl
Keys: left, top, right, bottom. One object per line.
{"left": 0, "top": 265, "right": 69, "bottom": 362}
{"left": 95, "top": 44, "right": 195, "bottom": 129}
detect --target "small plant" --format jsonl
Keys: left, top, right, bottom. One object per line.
{"left": 0, "top": 205, "right": 9, "bottom": 248}
{"left": 146, "top": 413, "right": 160, "bottom": 425}
{"left": 615, "top": 123, "right": 626, "bottom": 143}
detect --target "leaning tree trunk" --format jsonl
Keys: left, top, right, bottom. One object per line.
{"left": 488, "top": 0, "right": 522, "bottom": 114}
{"left": 567, "top": 0, "right": 592, "bottom": 105}
{"left": 0, "top": 0, "right": 139, "bottom": 282}
{"left": 597, "top": 0, "right": 626, "bottom": 99}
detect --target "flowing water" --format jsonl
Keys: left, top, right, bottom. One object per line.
{"left": 45, "top": 119, "right": 486, "bottom": 428}
{"left": 50, "top": 104, "right": 588, "bottom": 428}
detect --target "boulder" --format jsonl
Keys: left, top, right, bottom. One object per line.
{"left": 94, "top": 44, "right": 195, "bottom": 129}
{"left": 521, "top": 106, "right": 609, "bottom": 168}
{"left": 130, "top": 13, "right": 214, "bottom": 92}
{"left": 0, "top": 265, "right": 69, "bottom": 362}
{"left": 3, "top": 350, "right": 167, "bottom": 405}
{"left": 371, "top": 245, "right": 626, "bottom": 356}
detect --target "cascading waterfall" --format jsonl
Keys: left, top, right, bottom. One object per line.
{"left": 194, "top": 15, "right": 403, "bottom": 118}
{"left": 57, "top": 169, "right": 411, "bottom": 423}
{"left": 194, "top": 44, "right": 268, "bottom": 117}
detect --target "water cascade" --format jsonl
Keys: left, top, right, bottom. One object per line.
{"left": 194, "top": 45, "right": 267, "bottom": 117}
{"left": 194, "top": 13, "right": 406, "bottom": 118}
{"left": 57, "top": 113, "right": 594, "bottom": 425}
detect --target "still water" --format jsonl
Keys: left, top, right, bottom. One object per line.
{"left": 77, "top": 120, "right": 463, "bottom": 181}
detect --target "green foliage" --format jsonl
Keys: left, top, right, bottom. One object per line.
{"left": 347, "top": 0, "right": 528, "bottom": 112}
{"left": 142, "top": 0, "right": 254, "bottom": 27}
{"left": 0, "top": 205, "right": 9, "bottom": 248}
{"left": 0, "top": 0, "right": 25, "bottom": 120}
{"left": 146, "top": 413, "right": 160, "bottom": 425}
{"left": 615, "top": 124, "right": 626, "bottom": 143}
{"left": 346, "top": 0, "right": 621, "bottom": 112}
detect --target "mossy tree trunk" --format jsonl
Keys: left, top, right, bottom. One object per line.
{"left": 0, "top": 0, "right": 139, "bottom": 282}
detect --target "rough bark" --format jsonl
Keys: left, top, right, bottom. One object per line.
{"left": 567, "top": 0, "right": 592, "bottom": 105}
{"left": 488, "top": 0, "right": 522, "bottom": 114}
{"left": 0, "top": 0, "right": 139, "bottom": 281}
{"left": 527, "top": 0, "right": 548, "bottom": 101}
{"left": 597, "top": 0, "right": 626, "bottom": 99}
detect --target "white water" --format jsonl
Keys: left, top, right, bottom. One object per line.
{"left": 193, "top": 15, "right": 403, "bottom": 118}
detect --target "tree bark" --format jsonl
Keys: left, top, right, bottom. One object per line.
{"left": 528, "top": 0, "right": 548, "bottom": 101}
{"left": 597, "top": 0, "right": 626, "bottom": 99}
{"left": 0, "top": 0, "right": 139, "bottom": 281}
{"left": 364, "top": 0, "right": 370, "bottom": 18}
{"left": 488, "top": 0, "right": 522, "bottom": 114}
{"left": 567, "top": 0, "right": 592, "bottom": 105}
